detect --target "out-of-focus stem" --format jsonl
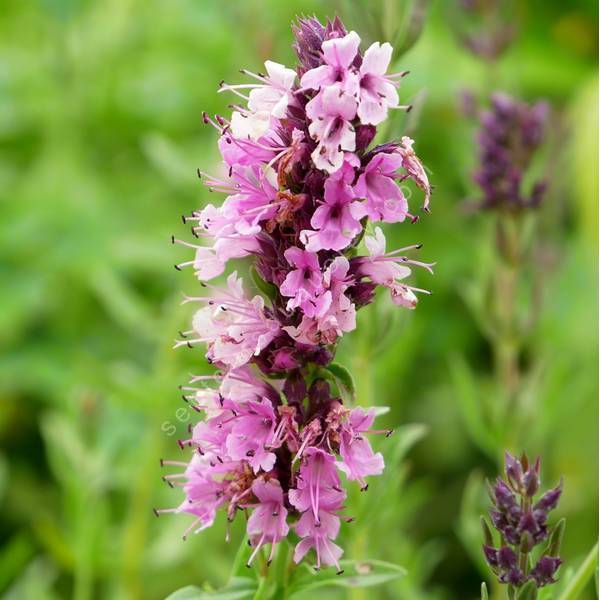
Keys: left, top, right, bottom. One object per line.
{"left": 493, "top": 214, "right": 522, "bottom": 411}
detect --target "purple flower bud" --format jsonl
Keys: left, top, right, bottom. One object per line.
{"left": 497, "top": 546, "right": 518, "bottom": 569}
{"left": 483, "top": 545, "right": 499, "bottom": 568}
{"left": 505, "top": 451, "right": 524, "bottom": 492}
{"left": 283, "top": 370, "right": 307, "bottom": 404}
{"left": 531, "top": 556, "right": 562, "bottom": 586}
{"left": 523, "top": 464, "right": 540, "bottom": 497}
{"left": 534, "top": 481, "right": 563, "bottom": 512}
{"left": 494, "top": 478, "right": 517, "bottom": 509}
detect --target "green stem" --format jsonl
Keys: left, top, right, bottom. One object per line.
{"left": 558, "top": 543, "right": 599, "bottom": 600}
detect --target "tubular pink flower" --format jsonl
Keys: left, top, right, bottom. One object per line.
{"left": 306, "top": 87, "right": 357, "bottom": 173}
{"left": 300, "top": 31, "right": 361, "bottom": 95}
{"left": 301, "top": 159, "right": 362, "bottom": 251}
{"left": 353, "top": 152, "right": 408, "bottom": 223}
{"left": 246, "top": 479, "right": 290, "bottom": 565}
{"left": 356, "top": 42, "right": 400, "bottom": 125}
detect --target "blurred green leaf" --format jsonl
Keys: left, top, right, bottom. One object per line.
{"left": 558, "top": 543, "right": 599, "bottom": 600}
{"left": 288, "top": 559, "right": 406, "bottom": 596}
{"left": 165, "top": 577, "right": 258, "bottom": 600}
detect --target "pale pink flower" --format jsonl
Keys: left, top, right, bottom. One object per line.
{"left": 306, "top": 87, "right": 357, "bottom": 173}
{"left": 178, "top": 273, "right": 280, "bottom": 368}
{"left": 355, "top": 227, "right": 433, "bottom": 309}
{"left": 294, "top": 509, "right": 344, "bottom": 572}
{"left": 356, "top": 42, "right": 400, "bottom": 125}
{"left": 284, "top": 256, "right": 356, "bottom": 345}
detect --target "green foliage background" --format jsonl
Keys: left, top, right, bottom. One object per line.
{"left": 0, "top": 0, "right": 597, "bottom": 598}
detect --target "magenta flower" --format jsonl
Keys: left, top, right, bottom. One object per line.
{"left": 280, "top": 247, "right": 326, "bottom": 316}
{"left": 353, "top": 152, "right": 408, "bottom": 223}
{"left": 301, "top": 159, "right": 362, "bottom": 251}
{"left": 159, "top": 16, "right": 434, "bottom": 574}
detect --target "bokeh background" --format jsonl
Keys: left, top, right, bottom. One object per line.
{"left": 0, "top": 0, "right": 597, "bottom": 598}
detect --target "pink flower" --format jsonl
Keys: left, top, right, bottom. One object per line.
{"left": 290, "top": 448, "right": 346, "bottom": 572}
{"left": 222, "top": 60, "right": 297, "bottom": 141}
{"left": 306, "top": 87, "right": 357, "bottom": 173}
{"left": 172, "top": 454, "right": 230, "bottom": 537}
{"left": 289, "top": 447, "right": 346, "bottom": 518}
{"left": 300, "top": 31, "right": 360, "bottom": 94}
{"left": 284, "top": 257, "right": 356, "bottom": 345}
{"left": 301, "top": 160, "right": 362, "bottom": 251}
{"left": 353, "top": 152, "right": 408, "bottom": 223}
{"left": 294, "top": 509, "right": 344, "bottom": 572}
{"left": 246, "top": 478, "right": 289, "bottom": 565}
{"left": 247, "top": 61, "right": 297, "bottom": 119}
{"left": 179, "top": 273, "right": 280, "bottom": 368}
{"left": 177, "top": 204, "right": 261, "bottom": 280}
{"left": 337, "top": 407, "right": 384, "bottom": 489}
{"left": 356, "top": 42, "right": 400, "bottom": 125}
{"left": 226, "top": 398, "right": 278, "bottom": 473}
{"left": 355, "top": 227, "right": 433, "bottom": 309}
{"left": 280, "top": 247, "right": 328, "bottom": 317}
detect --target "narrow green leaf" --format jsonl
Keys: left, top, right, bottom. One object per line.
{"left": 288, "top": 559, "right": 405, "bottom": 597}
{"left": 323, "top": 363, "right": 356, "bottom": 403}
{"left": 558, "top": 543, "right": 599, "bottom": 600}
{"left": 481, "top": 582, "right": 489, "bottom": 600}
{"left": 516, "top": 579, "right": 538, "bottom": 600}
{"left": 547, "top": 518, "right": 566, "bottom": 557}
{"left": 230, "top": 536, "right": 255, "bottom": 580}
{"left": 250, "top": 267, "right": 278, "bottom": 302}
{"left": 481, "top": 517, "right": 494, "bottom": 547}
